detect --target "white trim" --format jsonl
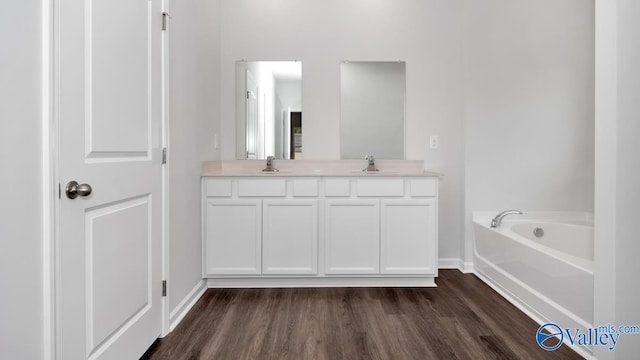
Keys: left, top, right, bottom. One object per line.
{"left": 42, "top": 0, "right": 56, "bottom": 359}
{"left": 168, "top": 280, "right": 207, "bottom": 333}
{"left": 437, "top": 258, "right": 460, "bottom": 269}
{"left": 205, "top": 277, "right": 437, "bottom": 288}
{"left": 51, "top": 1, "right": 62, "bottom": 358}
{"left": 593, "top": 2, "right": 618, "bottom": 360}
{"left": 459, "top": 260, "right": 474, "bottom": 273}
{"left": 438, "top": 258, "right": 474, "bottom": 273}
{"left": 160, "top": 0, "right": 171, "bottom": 338}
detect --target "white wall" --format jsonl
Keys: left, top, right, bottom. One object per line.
{"left": 614, "top": 1, "right": 640, "bottom": 357}
{"left": 0, "top": 1, "right": 44, "bottom": 359}
{"left": 220, "top": 0, "right": 462, "bottom": 161}
{"left": 594, "top": 1, "right": 640, "bottom": 358}
{"left": 462, "top": 0, "right": 595, "bottom": 262}
{"left": 219, "top": 0, "right": 466, "bottom": 261}
{"left": 168, "top": 0, "right": 221, "bottom": 322}
{"left": 275, "top": 79, "right": 302, "bottom": 111}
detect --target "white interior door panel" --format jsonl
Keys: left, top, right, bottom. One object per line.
{"left": 57, "top": 0, "right": 163, "bottom": 358}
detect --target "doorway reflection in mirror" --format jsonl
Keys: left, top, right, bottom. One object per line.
{"left": 236, "top": 61, "right": 302, "bottom": 160}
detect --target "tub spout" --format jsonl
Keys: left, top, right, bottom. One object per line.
{"left": 490, "top": 210, "right": 523, "bottom": 228}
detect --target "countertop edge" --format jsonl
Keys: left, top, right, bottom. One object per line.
{"left": 201, "top": 171, "right": 444, "bottom": 177}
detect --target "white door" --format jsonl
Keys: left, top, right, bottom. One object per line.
{"left": 380, "top": 200, "right": 437, "bottom": 275}
{"left": 263, "top": 200, "right": 318, "bottom": 275}
{"left": 283, "top": 107, "right": 291, "bottom": 159}
{"left": 57, "top": 0, "right": 163, "bottom": 359}
{"left": 324, "top": 200, "right": 380, "bottom": 274}
{"left": 204, "top": 199, "right": 262, "bottom": 275}
{"left": 245, "top": 70, "right": 258, "bottom": 159}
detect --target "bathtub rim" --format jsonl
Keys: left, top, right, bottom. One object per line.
{"left": 473, "top": 210, "right": 594, "bottom": 224}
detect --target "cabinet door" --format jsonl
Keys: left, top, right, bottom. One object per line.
{"left": 325, "top": 200, "right": 380, "bottom": 274}
{"left": 380, "top": 199, "right": 437, "bottom": 275}
{"left": 263, "top": 200, "right": 318, "bottom": 274}
{"left": 204, "top": 199, "right": 262, "bottom": 275}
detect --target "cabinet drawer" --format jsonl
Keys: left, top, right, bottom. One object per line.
{"left": 205, "top": 179, "right": 232, "bottom": 197}
{"left": 325, "top": 179, "right": 351, "bottom": 197}
{"left": 356, "top": 179, "right": 404, "bottom": 197}
{"left": 293, "top": 179, "right": 318, "bottom": 197}
{"left": 238, "top": 179, "right": 286, "bottom": 197}
{"left": 410, "top": 179, "right": 437, "bottom": 197}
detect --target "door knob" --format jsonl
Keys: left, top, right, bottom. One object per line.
{"left": 65, "top": 181, "right": 92, "bottom": 199}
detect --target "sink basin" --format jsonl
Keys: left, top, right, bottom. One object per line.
{"left": 350, "top": 170, "right": 399, "bottom": 175}
{"left": 261, "top": 170, "right": 291, "bottom": 174}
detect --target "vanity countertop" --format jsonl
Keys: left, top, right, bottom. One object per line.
{"left": 201, "top": 160, "right": 443, "bottom": 177}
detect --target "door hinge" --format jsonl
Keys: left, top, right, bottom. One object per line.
{"left": 162, "top": 12, "right": 172, "bottom": 31}
{"left": 58, "top": 183, "right": 61, "bottom": 199}
{"left": 162, "top": 147, "right": 167, "bottom": 164}
{"left": 162, "top": 280, "right": 167, "bottom": 297}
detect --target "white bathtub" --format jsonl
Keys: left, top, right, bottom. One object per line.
{"left": 473, "top": 211, "right": 594, "bottom": 355}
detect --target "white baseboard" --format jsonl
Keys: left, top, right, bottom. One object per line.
{"left": 438, "top": 258, "right": 460, "bottom": 269}
{"left": 168, "top": 279, "right": 207, "bottom": 333}
{"left": 459, "top": 260, "right": 474, "bottom": 273}
{"left": 438, "top": 258, "right": 474, "bottom": 273}
{"left": 206, "top": 276, "right": 436, "bottom": 288}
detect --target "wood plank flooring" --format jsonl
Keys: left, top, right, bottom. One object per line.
{"left": 142, "top": 270, "right": 583, "bottom": 360}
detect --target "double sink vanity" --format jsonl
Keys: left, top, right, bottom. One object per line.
{"left": 201, "top": 160, "right": 441, "bottom": 287}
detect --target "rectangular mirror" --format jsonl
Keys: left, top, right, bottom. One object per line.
{"left": 236, "top": 61, "right": 302, "bottom": 160}
{"left": 340, "top": 61, "right": 406, "bottom": 160}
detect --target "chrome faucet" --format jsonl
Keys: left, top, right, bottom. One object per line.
{"left": 364, "top": 155, "right": 378, "bottom": 172}
{"left": 490, "top": 210, "right": 523, "bottom": 228}
{"left": 262, "top": 156, "right": 279, "bottom": 172}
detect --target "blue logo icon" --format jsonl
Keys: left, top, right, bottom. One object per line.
{"left": 536, "top": 323, "right": 563, "bottom": 351}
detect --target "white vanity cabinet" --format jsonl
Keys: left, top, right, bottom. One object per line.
{"left": 202, "top": 175, "right": 439, "bottom": 286}
{"left": 324, "top": 178, "right": 438, "bottom": 276}
{"left": 203, "top": 178, "right": 319, "bottom": 276}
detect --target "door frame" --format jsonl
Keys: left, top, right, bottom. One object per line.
{"left": 160, "top": 0, "right": 171, "bottom": 338}
{"left": 42, "top": 1, "right": 55, "bottom": 359}
{"left": 42, "top": 1, "right": 171, "bottom": 358}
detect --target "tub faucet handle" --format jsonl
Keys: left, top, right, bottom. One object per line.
{"left": 490, "top": 210, "right": 523, "bottom": 228}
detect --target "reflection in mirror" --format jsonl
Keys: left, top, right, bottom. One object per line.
{"left": 340, "top": 61, "right": 405, "bottom": 160}
{"left": 236, "top": 61, "right": 302, "bottom": 160}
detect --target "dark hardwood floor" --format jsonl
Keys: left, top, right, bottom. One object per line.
{"left": 142, "top": 270, "right": 583, "bottom": 360}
